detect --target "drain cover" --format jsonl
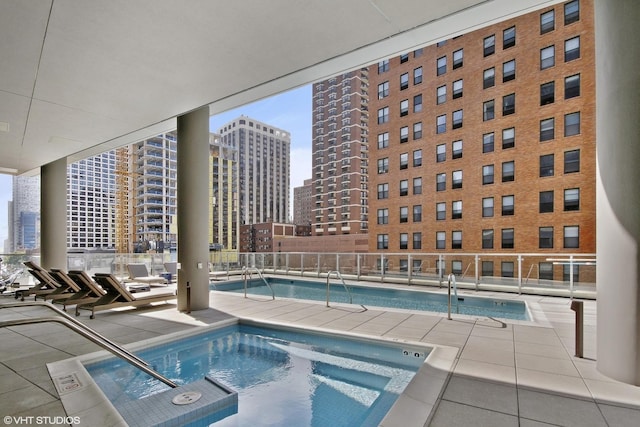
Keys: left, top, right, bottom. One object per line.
{"left": 172, "top": 391, "right": 202, "bottom": 405}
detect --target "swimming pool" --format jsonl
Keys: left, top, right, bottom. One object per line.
{"left": 85, "top": 322, "right": 430, "bottom": 427}
{"left": 213, "top": 277, "right": 530, "bottom": 321}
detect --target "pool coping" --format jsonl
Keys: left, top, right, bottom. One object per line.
{"left": 48, "top": 316, "right": 458, "bottom": 427}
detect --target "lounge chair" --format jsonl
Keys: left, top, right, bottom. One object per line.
{"left": 46, "top": 269, "right": 104, "bottom": 311}
{"left": 126, "top": 263, "right": 168, "bottom": 286}
{"left": 76, "top": 273, "right": 176, "bottom": 319}
{"left": 163, "top": 262, "right": 177, "bottom": 282}
{"left": 17, "top": 267, "right": 66, "bottom": 301}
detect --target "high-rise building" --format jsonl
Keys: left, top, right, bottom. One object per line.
{"left": 367, "top": 0, "right": 595, "bottom": 278}
{"left": 9, "top": 175, "right": 40, "bottom": 252}
{"left": 311, "top": 69, "right": 370, "bottom": 236}
{"left": 293, "top": 178, "right": 313, "bottom": 226}
{"left": 217, "top": 116, "right": 290, "bottom": 226}
{"left": 209, "top": 133, "right": 238, "bottom": 250}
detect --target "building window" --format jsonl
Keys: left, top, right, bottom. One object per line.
{"left": 483, "top": 67, "right": 495, "bottom": 89}
{"left": 482, "top": 197, "right": 494, "bottom": 217}
{"left": 502, "top": 127, "right": 515, "bottom": 149}
{"left": 452, "top": 110, "right": 463, "bottom": 129}
{"left": 399, "top": 180, "right": 409, "bottom": 196}
{"left": 502, "top": 161, "right": 515, "bottom": 182}
{"left": 414, "top": 67, "right": 423, "bottom": 85}
{"left": 452, "top": 231, "right": 462, "bottom": 249}
{"left": 565, "top": 36, "right": 580, "bottom": 62}
{"left": 484, "top": 35, "right": 495, "bottom": 56}
{"left": 400, "top": 99, "right": 409, "bottom": 117}
{"left": 436, "top": 231, "right": 446, "bottom": 249}
{"left": 482, "top": 165, "right": 494, "bottom": 185}
{"left": 565, "top": 74, "right": 580, "bottom": 99}
{"left": 436, "top": 115, "right": 446, "bottom": 134}
{"left": 436, "top": 202, "right": 446, "bottom": 220}
{"left": 378, "top": 132, "right": 389, "bottom": 149}
{"left": 377, "top": 107, "right": 389, "bottom": 124}
{"left": 413, "top": 177, "right": 422, "bottom": 194}
{"left": 482, "top": 229, "right": 494, "bottom": 249}
{"left": 413, "top": 94, "right": 423, "bottom": 113}
{"left": 378, "top": 60, "right": 389, "bottom": 74}
{"left": 399, "top": 206, "right": 408, "bottom": 223}
{"left": 483, "top": 100, "right": 495, "bottom": 121}
{"left": 502, "top": 195, "right": 514, "bottom": 216}
{"left": 540, "top": 154, "right": 554, "bottom": 177}
{"left": 564, "top": 188, "right": 580, "bottom": 211}
{"left": 503, "top": 59, "right": 515, "bottom": 82}
{"left": 541, "top": 9, "right": 555, "bottom": 34}
{"left": 481, "top": 261, "right": 494, "bottom": 277}
{"left": 540, "top": 81, "right": 555, "bottom": 105}
{"left": 540, "top": 190, "right": 554, "bottom": 213}
{"left": 539, "top": 227, "right": 554, "bottom": 249}
{"left": 452, "top": 170, "right": 463, "bottom": 189}
{"left": 377, "top": 234, "right": 389, "bottom": 249}
{"left": 502, "top": 228, "right": 514, "bottom": 249}
{"left": 564, "top": 149, "right": 580, "bottom": 173}
{"left": 436, "top": 173, "right": 446, "bottom": 191}
{"left": 413, "top": 232, "right": 422, "bottom": 250}
{"left": 564, "top": 0, "right": 580, "bottom": 25}
{"left": 437, "top": 56, "right": 447, "bottom": 76}
{"left": 502, "top": 93, "right": 515, "bottom": 115}
{"left": 400, "top": 73, "right": 409, "bottom": 90}
{"left": 540, "top": 118, "right": 555, "bottom": 141}
{"left": 452, "top": 140, "right": 463, "bottom": 159}
{"left": 377, "top": 157, "right": 389, "bottom": 174}
{"left": 563, "top": 264, "right": 580, "bottom": 282}
{"left": 377, "top": 183, "right": 389, "bottom": 199}
{"left": 399, "top": 153, "right": 408, "bottom": 170}
{"left": 483, "top": 132, "right": 495, "bottom": 153}
{"left": 503, "top": 26, "right": 516, "bottom": 49}
{"left": 413, "top": 149, "right": 422, "bottom": 167}
{"left": 452, "top": 79, "right": 463, "bottom": 99}
{"left": 378, "top": 81, "right": 389, "bottom": 99}
{"left": 413, "top": 205, "right": 422, "bottom": 222}
{"left": 413, "top": 122, "right": 422, "bottom": 139}
{"left": 501, "top": 262, "right": 515, "bottom": 278}
{"left": 400, "top": 126, "right": 409, "bottom": 143}
{"left": 453, "top": 49, "right": 463, "bottom": 69}
{"left": 437, "top": 85, "right": 446, "bottom": 104}
{"left": 539, "top": 262, "right": 554, "bottom": 280}
{"left": 565, "top": 112, "right": 580, "bottom": 136}
{"left": 541, "top": 45, "right": 555, "bottom": 69}
{"left": 452, "top": 200, "right": 462, "bottom": 219}
{"left": 400, "top": 53, "right": 409, "bottom": 63}
{"left": 436, "top": 144, "right": 446, "bottom": 162}
{"left": 399, "top": 233, "right": 408, "bottom": 250}
{"left": 377, "top": 208, "right": 389, "bottom": 225}
{"left": 564, "top": 225, "right": 579, "bottom": 248}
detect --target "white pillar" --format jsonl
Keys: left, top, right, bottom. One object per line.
{"left": 177, "top": 106, "right": 210, "bottom": 311}
{"left": 595, "top": 0, "right": 640, "bottom": 385}
{"left": 40, "top": 158, "right": 67, "bottom": 269}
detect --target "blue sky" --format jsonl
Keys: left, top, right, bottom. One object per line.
{"left": 0, "top": 85, "right": 313, "bottom": 246}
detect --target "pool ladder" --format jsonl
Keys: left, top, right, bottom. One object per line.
{"left": 447, "top": 273, "right": 459, "bottom": 319}
{"left": 242, "top": 266, "right": 275, "bottom": 300}
{"left": 326, "top": 271, "right": 367, "bottom": 311}
{"left": 0, "top": 301, "right": 178, "bottom": 388}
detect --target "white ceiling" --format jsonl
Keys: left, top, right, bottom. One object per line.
{"left": 0, "top": 0, "right": 561, "bottom": 175}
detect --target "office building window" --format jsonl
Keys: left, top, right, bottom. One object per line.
{"left": 502, "top": 161, "right": 515, "bottom": 182}
{"left": 413, "top": 177, "right": 422, "bottom": 194}
{"left": 413, "top": 205, "right": 422, "bottom": 222}
{"left": 437, "top": 85, "right": 446, "bottom": 104}
{"left": 378, "top": 60, "right": 389, "bottom": 74}
{"left": 414, "top": 67, "right": 423, "bottom": 84}
{"left": 502, "top": 195, "right": 514, "bottom": 216}
{"left": 482, "top": 164, "right": 494, "bottom": 185}
{"left": 502, "top": 262, "right": 515, "bottom": 278}
{"left": 482, "top": 229, "right": 494, "bottom": 249}
{"left": 483, "top": 100, "right": 495, "bottom": 121}
{"left": 413, "top": 122, "right": 423, "bottom": 139}
{"left": 377, "top": 107, "right": 389, "bottom": 124}
{"left": 564, "top": 0, "right": 580, "bottom": 25}
{"left": 436, "top": 202, "right": 446, "bottom": 220}
{"left": 503, "top": 26, "right": 516, "bottom": 49}
{"left": 503, "top": 93, "right": 515, "bottom": 115}
{"left": 541, "top": 9, "right": 555, "bottom": 34}
{"left": 399, "top": 206, "right": 408, "bottom": 223}
{"left": 453, "top": 109, "right": 463, "bottom": 129}
{"left": 377, "top": 234, "right": 389, "bottom": 249}
{"left": 452, "top": 231, "right": 462, "bottom": 249}
{"left": 413, "top": 149, "right": 422, "bottom": 167}
{"left": 400, "top": 126, "right": 409, "bottom": 143}
{"left": 453, "top": 49, "right": 463, "bottom": 69}
{"left": 483, "top": 67, "right": 495, "bottom": 89}
{"left": 413, "top": 94, "right": 423, "bottom": 112}
{"left": 540, "top": 190, "right": 554, "bottom": 213}
{"left": 436, "top": 144, "right": 446, "bottom": 162}
{"left": 564, "top": 226, "right": 579, "bottom": 248}
{"left": 413, "top": 232, "right": 422, "bottom": 250}
{"left": 541, "top": 45, "right": 555, "bottom": 69}
{"left": 377, "top": 208, "right": 389, "bottom": 225}
{"left": 540, "top": 154, "right": 554, "bottom": 177}
{"left": 452, "top": 200, "right": 462, "bottom": 219}
{"left": 482, "top": 197, "right": 494, "bottom": 217}
{"left": 400, "top": 53, "right": 409, "bottom": 63}
{"left": 483, "top": 132, "right": 494, "bottom": 153}
{"left": 453, "top": 79, "right": 463, "bottom": 99}
{"left": 502, "top": 228, "right": 514, "bottom": 249}
{"left": 377, "top": 157, "right": 389, "bottom": 174}
{"left": 564, "top": 149, "right": 580, "bottom": 173}
{"left": 378, "top": 81, "right": 389, "bottom": 99}
{"left": 400, "top": 99, "right": 409, "bottom": 117}
{"left": 565, "top": 112, "right": 580, "bottom": 136}
{"left": 436, "top": 231, "right": 446, "bottom": 249}
{"left": 452, "top": 140, "right": 463, "bottom": 159}
{"left": 452, "top": 170, "right": 463, "bottom": 189}
{"left": 540, "top": 81, "right": 555, "bottom": 105}
{"left": 565, "top": 74, "right": 580, "bottom": 99}
{"left": 484, "top": 35, "right": 495, "bottom": 56}
{"left": 400, "top": 73, "right": 409, "bottom": 90}
{"left": 399, "top": 233, "right": 408, "bottom": 250}
{"left": 503, "top": 60, "right": 515, "bottom": 82}
{"left": 399, "top": 179, "right": 409, "bottom": 196}
{"left": 377, "top": 183, "right": 389, "bottom": 199}
{"left": 378, "top": 132, "right": 389, "bottom": 149}
{"left": 540, "top": 118, "right": 555, "bottom": 141}
{"left": 437, "top": 56, "right": 447, "bottom": 76}
{"left": 564, "top": 188, "right": 580, "bottom": 211}
{"left": 436, "top": 115, "right": 446, "bottom": 134}
{"left": 436, "top": 173, "right": 446, "bottom": 191}
{"left": 503, "top": 127, "right": 515, "bottom": 149}
{"left": 399, "top": 153, "right": 408, "bottom": 170}
{"left": 565, "top": 36, "right": 580, "bottom": 61}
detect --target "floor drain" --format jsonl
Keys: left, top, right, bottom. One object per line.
{"left": 172, "top": 391, "right": 202, "bottom": 405}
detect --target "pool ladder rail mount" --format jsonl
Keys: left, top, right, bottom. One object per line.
{"left": 326, "top": 270, "right": 367, "bottom": 311}
{"left": 242, "top": 266, "right": 275, "bottom": 300}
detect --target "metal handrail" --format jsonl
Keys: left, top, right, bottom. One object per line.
{"left": 447, "top": 273, "right": 459, "bottom": 320}
{"left": 0, "top": 315, "right": 177, "bottom": 388}
{"left": 242, "top": 267, "right": 275, "bottom": 300}
{"left": 326, "top": 270, "right": 353, "bottom": 306}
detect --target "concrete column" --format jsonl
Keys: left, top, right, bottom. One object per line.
{"left": 595, "top": 0, "right": 640, "bottom": 385}
{"left": 40, "top": 158, "right": 68, "bottom": 269}
{"left": 177, "top": 106, "right": 210, "bottom": 311}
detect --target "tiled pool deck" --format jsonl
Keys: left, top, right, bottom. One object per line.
{"left": 1, "top": 285, "right": 640, "bottom": 426}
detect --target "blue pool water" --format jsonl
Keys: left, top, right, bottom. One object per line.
{"left": 213, "top": 278, "right": 530, "bottom": 321}
{"left": 86, "top": 323, "right": 428, "bottom": 427}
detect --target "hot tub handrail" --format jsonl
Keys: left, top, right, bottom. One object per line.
{"left": 242, "top": 266, "right": 275, "bottom": 300}
{"left": 0, "top": 315, "right": 178, "bottom": 389}
{"left": 326, "top": 270, "right": 353, "bottom": 306}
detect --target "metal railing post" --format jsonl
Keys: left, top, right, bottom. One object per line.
{"left": 570, "top": 300, "right": 584, "bottom": 358}
{"left": 517, "top": 255, "right": 523, "bottom": 294}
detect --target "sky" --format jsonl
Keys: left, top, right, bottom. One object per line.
{"left": 0, "top": 85, "right": 313, "bottom": 246}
